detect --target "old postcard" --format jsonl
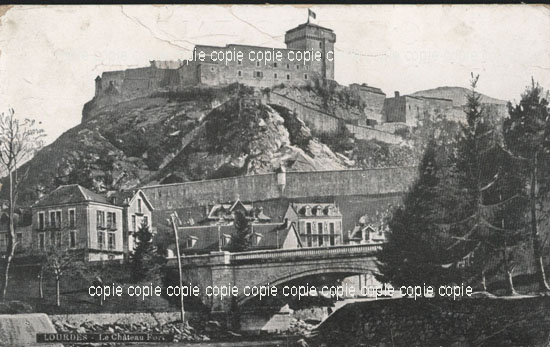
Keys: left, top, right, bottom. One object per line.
{"left": 0, "top": 4, "right": 549, "bottom": 347}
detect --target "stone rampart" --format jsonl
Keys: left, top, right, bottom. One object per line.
{"left": 267, "top": 92, "right": 404, "bottom": 144}
{"left": 141, "top": 167, "right": 417, "bottom": 211}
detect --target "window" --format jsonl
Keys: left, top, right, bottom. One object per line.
{"left": 221, "top": 234, "right": 231, "bottom": 247}
{"left": 186, "top": 237, "right": 197, "bottom": 248}
{"left": 16, "top": 232, "right": 22, "bottom": 245}
{"left": 108, "top": 232, "right": 115, "bottom": 250}
{"left": 319, "top": 42, "right": 323, "bottom": 48}
{"left": 318, "top": 222, "right": 324, "bottom": 246}
{"left": 274, "top": 73, "right": 278, "bottom": 79}
{"left": 273, "top": 62, "right": 278, "bottom": 68}
{"left": 0, "top": 234, "right": 5, "bottom": 250}
{"left": 256, "top": 61, "right": 260, "bottom": 67}
{"left": 296, "top": 65, "right": 300, "bottom": 70}
{"left": 254, "top": 71, "right": 263, "bottom": 78}
{"left": 56, "top": 211, "right": 61, "bottom": 227}
{"left": 97, "top": 231, "right": 105, "bottom": 249}
{"left": 69, "top": 209, "right": 76, "bottom": 228}
{"left": 237, "top": 60, "right": 242, "bottom": 65}
{"left": 304, "top": 74, "right": 308, "bottom": 80}
{"left": 329, "top": 223, "right": 335, "bottom": 246}
{"left": 38, "top": 232, "right": 45, "bottom": 251}
{"left": 106, "top": 212, "right": 117, "bottom": 229}
{"left": 70, "top": 231, "right": 77, "bottom": 249}
{"left": 237, "top": 70, "right": 242, "bottom": 77}
{"left": 97, "top": 211, "right": 105, "bottom": 228}
{"left": 49, "top": 211, "right": 56, "bottom": 228}
{"left": 132, "top": 215, "right": 136, "bottom": 231}
{"left": 137, "top": 199, "right": 142, "bottom": 214}
{"left": 50, "top": 230, "right": 56, "bottom": 246}
{"left": 143, "top": 216, "right": 149, "bottom": 227}
{"left": 286, "top": 64, "right": 290, "bottom": 69}
{"left": 210, "top": 67, "right": 214, "bottom": 72}
{"left": 306, "top": 223, "right": 312, "bottom": 247}
{"left": 305, "top": 65, "right": 310, "bottom": 70}
{"left": 286, "top": 74, "right": 291, "bottom": 80}
{"left": 38, "top": 212, "right": 45, "bottom": 230}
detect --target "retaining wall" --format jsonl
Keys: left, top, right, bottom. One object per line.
{"left": 313, "top": 296, "right": 550, "bottom": 346}
{"left": 141, "top": 167, "right": 417, "bottom": 210}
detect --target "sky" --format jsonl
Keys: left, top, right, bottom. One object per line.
{"left": 0, "top": 5, "right": 549, "bottom": 144}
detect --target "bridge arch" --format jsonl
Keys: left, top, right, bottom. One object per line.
{"left": 237, "top": 265, "right": 378, "bottom": 306}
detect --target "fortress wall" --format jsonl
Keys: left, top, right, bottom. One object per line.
{"left": 194, "top": 44, "right": 322, "bottom": 89}
{"left": 268, "top": 92, "right": 340, "bottom": 134}
{"left": 141, "top": 167, "right": 417, "bottom": 211}
{"left": 178, "top": 62, "right": 200, "bottom": 86}
{"left": 268, "top": 92, "right": 404, "bottom": 144}
{"left": 345, "top": 124, "right": 404, "bottom": 144}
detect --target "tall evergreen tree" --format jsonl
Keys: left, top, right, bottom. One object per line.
{"left": 449, "top": 75, "right": 528, "bottom": 294}
{"left": 130, "top": 221, "right": 162, "bottom": 283}
{"left": 377, "top": 138, "right": 461, "bottom": 288}
{"left": 503, "top": 79, "right": 550, "bottom": 292}
{"left": 229, "top": 210, "right": 252, "bottom": 252}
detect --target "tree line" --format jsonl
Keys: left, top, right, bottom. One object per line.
{"left": 377, "top": 76, "right": 550, "bottom": 295}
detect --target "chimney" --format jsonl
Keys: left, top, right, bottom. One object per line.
{"left": 394, "top": 91, "right": 400, "bottom": 98}
{"left": 284, "top": 218, "right": 290, "bottom": 228}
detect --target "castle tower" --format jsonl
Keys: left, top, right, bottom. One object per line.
{"left": 284, "top": 22, "right": 336, "bottom": 80}
{"left": 94, "top": 76, "right": 102, "bottom": 97}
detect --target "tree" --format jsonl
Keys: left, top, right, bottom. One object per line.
{"left": 43, "top": 246, "right": 85, "bottom": 307}
{"left": 376, "top": 138, "right": 462, "bottom": 289}
{"left": 0, "top": 109, "right": 45, "bottom": 302}
{"left": 130, "top": 221, "right": 162, "bottom": 283}
{"left": 449, "top": 75, "right": 528, "bottom": 295}
{"left": 229, "top": 210, "right": 252, "bottom": 252}
{"left": 503, "top": 79, "right": 550, "bottom": 292}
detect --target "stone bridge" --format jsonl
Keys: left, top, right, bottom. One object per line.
{"left": 166, "top": 244, "right": 381, "bottom": 315}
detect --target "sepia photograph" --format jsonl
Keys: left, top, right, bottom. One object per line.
{"left": 0, "top": 4, "right": 549, "bottom": 346}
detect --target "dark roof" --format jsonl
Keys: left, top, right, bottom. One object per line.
{"left": 175, "top": 222, "right": 298, "bottom": 253}
{"left": 33, "top": 184, "right": 111, "bottom": 208}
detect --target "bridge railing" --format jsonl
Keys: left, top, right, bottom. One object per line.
{"left": 230, "top": 243, "right": 383, "bottom": 262}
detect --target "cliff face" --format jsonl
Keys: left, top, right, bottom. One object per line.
{"left": 11, "top": 84, "right": 354, "bottom": 204}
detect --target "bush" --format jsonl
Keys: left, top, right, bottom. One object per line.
{"left": 0, "top": 300, "right": 34, "bottom": 314}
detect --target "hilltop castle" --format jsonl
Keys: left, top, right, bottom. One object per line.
{"left": 95, "top": 22, "right": 336, "bottom": 98}
{"left": 92, "top": 20, "right": 455, "bottom": 129}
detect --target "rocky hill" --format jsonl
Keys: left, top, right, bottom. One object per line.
{"left": 9, "top": 84, "right": 357, "bottom": 204}
{"left": 6, "top": 82, "right": 510, "bottom": 205}
{"left": 411, "top": 86, "right": 507, "bottom": 107}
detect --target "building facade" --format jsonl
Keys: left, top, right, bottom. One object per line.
{"left": 382, "top": 91, "right": 453, "bottom": 125}
{"left": 31, "top": 185, "right": 124, "bottom": 262}
{"left": 110, "top": 189, "right": 155, "bottom": 257}
{"left": 284, "top": 202, "right": 343, "bottom": 248}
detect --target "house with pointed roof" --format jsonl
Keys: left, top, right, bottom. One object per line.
{"left": 284, "top": 202, "right": 343, "bottom": 248}
{"left": 205, "top": 198, "right": 271, "bottom": 225}
{"left": 31, "top": 184, "right": 124, "bottom": 262}
{"left": 109, "top": 189, "right": 155, "bottom": 257}
{"left": 171, "top": 220, "right": 301, "bottom": 256}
